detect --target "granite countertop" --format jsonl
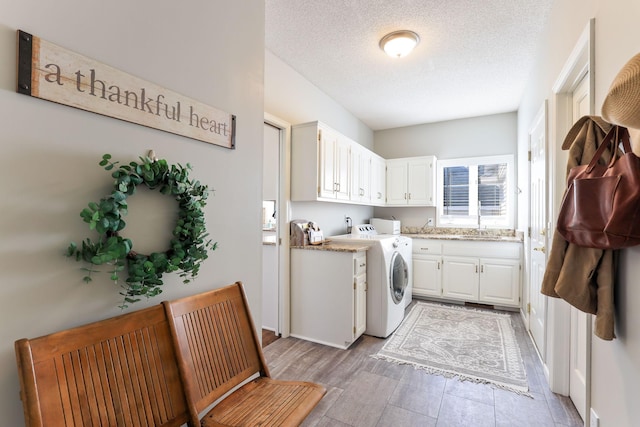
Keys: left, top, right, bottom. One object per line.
{"left": 291, "top": 241, "right": 370, "bottom": 253}
{"left": 402, "top": 227, "right": 524, "bottom": 243}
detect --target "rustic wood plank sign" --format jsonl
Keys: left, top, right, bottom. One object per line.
{"left": 16, "top": 30, "right": 235, "bottom": 149}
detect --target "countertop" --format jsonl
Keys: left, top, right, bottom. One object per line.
{"left": 404, "top": 233, "right": 523, "bottom": 243}
{"left": 291, "top": 242, "right": 370, "bottom": 253}
{"left": 402, "top": 227, "right": 524, "bottom": 243}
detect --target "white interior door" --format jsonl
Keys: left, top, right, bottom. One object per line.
{"left": 569, "top": 74, "right": 591, "bottom": 422}
{"left": 528, "top": 102, "right": 548, "bottom": 358}
{"left": 262, "top": 122, "right": 280, "bottom": 334}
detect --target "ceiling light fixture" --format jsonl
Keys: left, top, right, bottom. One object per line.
{"left": 379, "top": 30, "right": 420, "bottom": 58}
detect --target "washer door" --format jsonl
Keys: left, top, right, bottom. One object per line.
{"left": 389, "top": 251, "right": 408, "bottom": 305}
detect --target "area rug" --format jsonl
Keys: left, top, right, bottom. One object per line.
{"left": 372, "top": 301, "right": 529, "bottom": 395}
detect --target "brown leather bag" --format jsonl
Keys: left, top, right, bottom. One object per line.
{"left": 557, "top": 125, "right": 640, "bottom": 249}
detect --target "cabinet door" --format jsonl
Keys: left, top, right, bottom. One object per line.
{"left": 350, "top": 145, "right": 371, "bottom": 204}
{"left": 334, "top": 137, "right": 351, "bottom": 200}
{"left": 354, "top": 273, "right": 367, "bottom": 338}
{"left": 318, "top": 128, "right": 338, "bottom": 198}
{"left": 479, "top": 258, "right": 520, "bottom": 306}
{"left": 413, "top": 255, "right": 442, "bottom": 297}
{"left": 371, "top": 155, "right": 386, "bottom": 205}
{"left": 359, "top": 150, "right": 371, "bottom": 203}
{"left": 442, "top": 256, "right": 479, "bottom": 301}
{"left": 407, "top": 157, "right": 435, "bottom": 205}
{"left": 386, "top": 160, "right": 408, "bottom": 205}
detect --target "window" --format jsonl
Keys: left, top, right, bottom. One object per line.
{"left": 437, "top": 155, "right": 514, "bottom": 229}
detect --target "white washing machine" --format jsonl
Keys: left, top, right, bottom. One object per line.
{"left": 330, "top": 224, "right": 413, "bottom": 338}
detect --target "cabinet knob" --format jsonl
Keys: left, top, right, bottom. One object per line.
{"left": 533, "top": 246, "right": 546, "bottom": 254}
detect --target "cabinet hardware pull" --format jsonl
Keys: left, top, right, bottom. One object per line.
{"left": 408, "top": 193, "right": 412, "bottom": 200}
{"left": 475, "top": 265, "right": 478, "bottom": 273}
{"left": 481, "top": 265, "right": 484, "bottom": 273}
{"left": 404, "top": 193, "right": 407, "bottom": 200}
{"left": 437, "top": 261, "right": 440, "bottom": 269}
{"left": 533, "top": 246, "right": 546, "bottom": 253}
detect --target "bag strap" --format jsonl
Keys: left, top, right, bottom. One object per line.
{"left": 586, "top": 125, "right": 629, "bottom": 172}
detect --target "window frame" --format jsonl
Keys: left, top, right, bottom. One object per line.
{"left": 436, "top": 154, "right": 515, "bottom": 229}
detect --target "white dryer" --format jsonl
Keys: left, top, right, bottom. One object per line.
{"left": 330, "top": 224, "right": 413, "bottom": 338}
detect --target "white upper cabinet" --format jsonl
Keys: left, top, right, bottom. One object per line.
{"left": 318, "top": 127, "right": 350, "bottom": 200}
{"left": 350, "top": 143, "right": 372, "bottom": 204}
{"left": 291, "top": 121, "right": 437, "bottom": 207}
{"left": 370, "top": 154, "right": 386, "bottom": 206}
{"left": 386, "top": 156, "right": 437, "bottom": 206}
{"left": 292, "top": 121, "right": 351, "bottom": 202}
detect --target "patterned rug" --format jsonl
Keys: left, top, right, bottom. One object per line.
{"left": 373, "top": 301, "right": 529, "bottom": 395}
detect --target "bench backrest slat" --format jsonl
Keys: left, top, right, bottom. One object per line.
{"left": 163, "top": 281, "right": 269, "bottom": 420}
{"left": 15, "top": 305, "right": 190, "bottom": 427}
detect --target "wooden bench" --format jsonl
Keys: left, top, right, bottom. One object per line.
{"left": 15, "top": 305, "right": 190, "bottom": 427}
{"left": 15, "top": 282, "right": 326, "bottom": 427}
{"left": 163, "top": 281, "right": 327, "bottom": 427}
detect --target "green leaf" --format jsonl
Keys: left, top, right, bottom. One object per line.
{"left": 66, "top": 242, "right": 77, "bottom": 257}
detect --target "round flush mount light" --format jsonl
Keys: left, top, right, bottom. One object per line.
{"left": 379, "top": 30, "right": 420, "bottom": 58}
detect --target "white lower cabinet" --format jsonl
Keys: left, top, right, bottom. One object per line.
{"left": 478, "top": 257, "right": 521, "bottom": 306}
{"left": 291, "top": 248, "right": 367, "bottom": 349}
{"left": 442, "top": 256, "right": 480, "bottom": 300}
{"left": 412, "top": 238, "right": 522, "bottom": 307}
{"left": 412, "top": 240, "right": 442, "bottom": 297}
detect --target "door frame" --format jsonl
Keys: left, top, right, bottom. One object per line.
{"left": 546, "top": 17, "right": 595, "bottom": 399}
{"left": 264, "top": 112, "right": 292, "bottom": 337}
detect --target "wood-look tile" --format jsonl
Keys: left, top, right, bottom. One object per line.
{"left": 542, "top": 386, "right": 584, "bottom": 426}
{"left": 494, "top": 388, "right": 555, "bottom": 426}
{"left": 263, "top": 305, "right": 581, "bottom": 427}
{"left": 325, "top": 370, "right": 399, "bottom": 427}
{"left": 376, "top": 404, "right": 437, "bottom": 427}
{"left": 312, "top": 416, "right": 353, "bottom": 427}
{"left": 388, "top": 369, "right": 446, "bottom": 418}
{"left": 436, "top": 392, "right": 496, "bottom": 427}
{"left": 302, "top": 387, "right": 345, "bottom": 427}
{"left": 443, "top": 378, "right": 495, "bottom": 406}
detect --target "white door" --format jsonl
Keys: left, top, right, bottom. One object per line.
{"left": 407, "top": 158, "right": 430, "bottom": 204}
{"left": 386, "top": 160, "right": 408, "bottom": 205}
{"left": 442, "top": 256, "right": 479, "bottom": 300}
{"left": 569, "top": 74, "right": 591, "bottom": 422}
{"left": 413, "top": 255, "right": 442, "bottom": 297}
{"left": 334, "top": 136, "right": 351, "bottom": 200}
{"left": 528, "top": 102, "right": 548, "bottom": 358}
{"left": 262, "top": 122, "right": 280, "bottom": 334}
{"left": 318, "top": 128, "right": 338, "bottom": 199}
{"left": 479, "top": 258, "right": 520, "bottom": 306}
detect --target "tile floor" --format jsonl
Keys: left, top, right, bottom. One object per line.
{"left": 262, "top": 304, "right": 583, "bottom": 427}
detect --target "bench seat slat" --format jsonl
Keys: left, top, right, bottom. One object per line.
{"left": 164, "top": 281, "right": 326, "bottom": 427}
{"left": 15, "top": 305, "right": 190, "bottom": 427}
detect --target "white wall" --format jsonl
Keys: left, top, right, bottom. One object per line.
{"left": 518, "top": 0, "right": 640, "bottom": 425}
{"left": 373, "top": 112, "right": 517, "bottom": 229}
{"left": 265, "top": 50, "right": 375, "bottom": 235}
{"left": 374, "top": 112, "right": 517, "bottom": 160}
{"left": 0, "top": 1, "right": 264, "bottom": 425}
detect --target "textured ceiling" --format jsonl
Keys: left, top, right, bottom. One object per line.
{"left": 265, "top": 0, "right": 553, "bottom": 131}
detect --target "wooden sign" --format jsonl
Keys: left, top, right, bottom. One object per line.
{"left": 16, "top": 30, "right": 235, "bottom": 149}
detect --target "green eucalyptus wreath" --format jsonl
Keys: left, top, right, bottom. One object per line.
{"left": 67, "top": 154, "right": 216, "bottom": 308}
